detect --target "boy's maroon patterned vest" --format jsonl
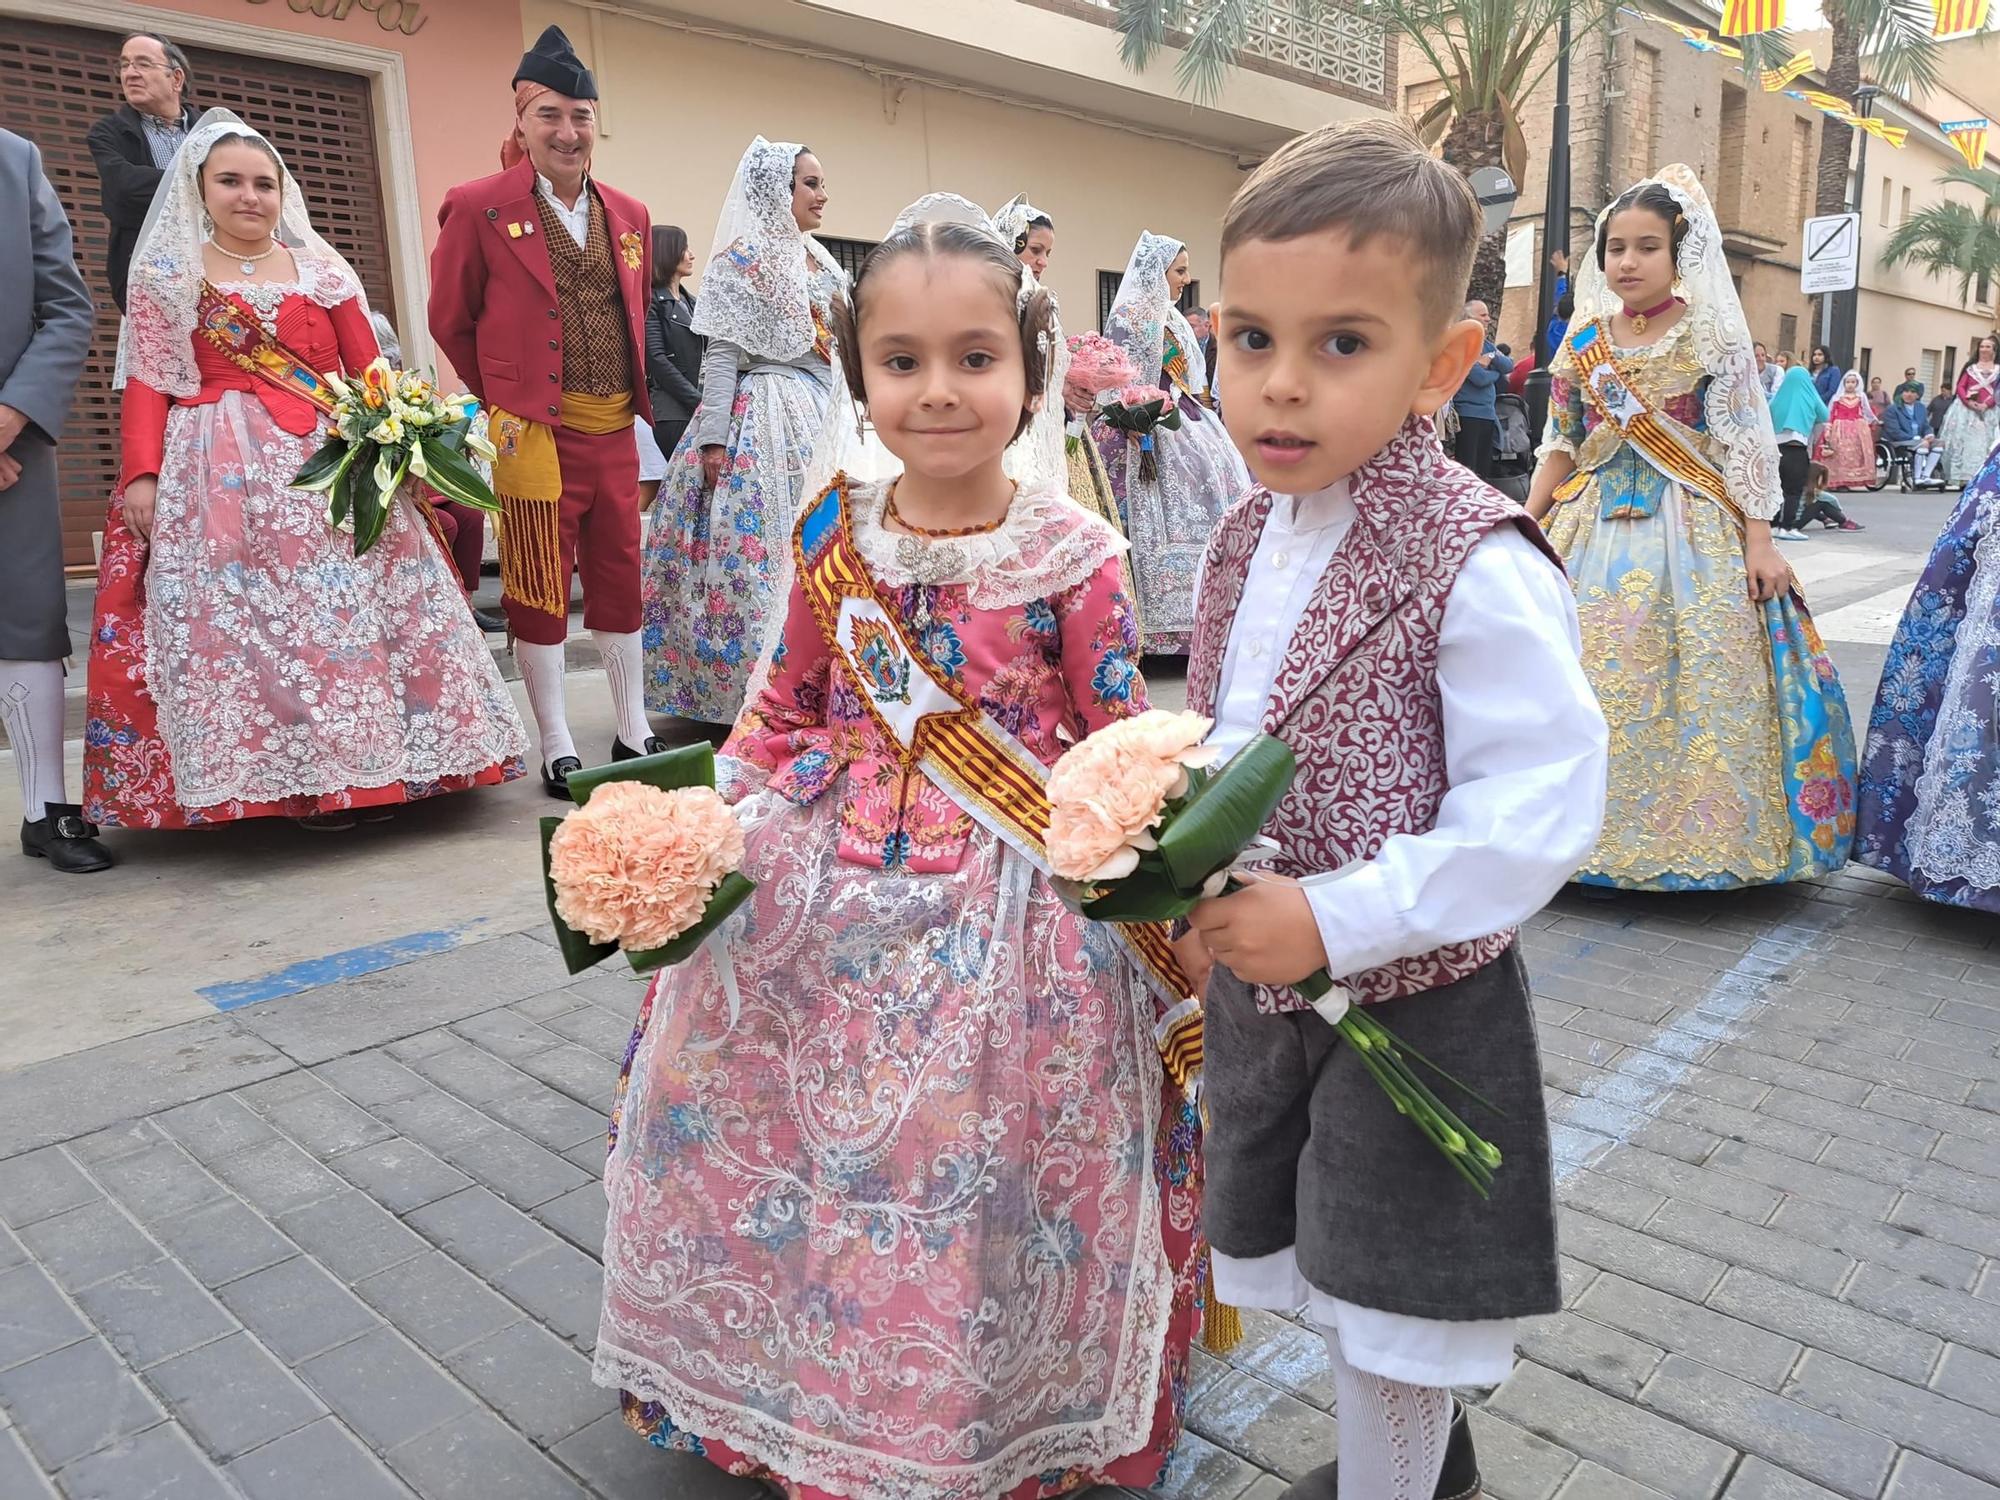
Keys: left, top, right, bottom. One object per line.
{"left": 1186, "top": 416, "right": 1563, "bottom": 1013}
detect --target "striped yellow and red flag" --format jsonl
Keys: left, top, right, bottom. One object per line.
{"left": 1721, "top": 0, "right": 1785, "bottom": 35}
{"left": 1799, "top": 89, "right": 1857, "bottom": 119}
{"left": 1758, "top": 49, "right": 1814, "bottom": 90}
{"left": 1931, "top": 0, "right": 1989, "bottom": 36}
{"left": 1942, "top": 118, "right": 1991, "bottom": 170}
{"left": 1856, "top": 118, "right": 1910, "bottom": 148}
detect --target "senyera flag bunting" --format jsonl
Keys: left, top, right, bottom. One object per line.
{"left": 1942, "top": 118, "right": 1991, "bottom": 171}
{"left": 1931, "top": 0, "right": 1989, "bottom": 38}
{"left": 1721, "top": 0, "right": 1785, "bottom": 37}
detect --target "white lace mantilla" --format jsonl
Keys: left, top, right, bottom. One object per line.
{"left": 848, "top": 477, "right": 1127, "bottom": 608}
{"left": 1571, "top": 164, "right": 1782, "bottom": 520}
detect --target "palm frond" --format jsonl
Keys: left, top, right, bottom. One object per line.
{"left": 1176, "top": 0, "right": 1259, "bottom": 102}
{"left": 1834, "top": 0, "right": 1942, "bottom": 99}
{"left": 1879, "top": 200, "right": 2000, "bottom": 299}
{"left": 1113, "top": 0, "right": 1176, "bottom": 73}
{"left": 1937, "top": 162, "right": 2000, "bottom": 207}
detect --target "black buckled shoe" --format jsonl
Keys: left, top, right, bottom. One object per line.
{"left": 21, "top": 804, "right": 115, "bottom": 874}
{"left": 611, "top": 736, "right": 669, "bottom": 761}
{"left": 1279, "top": 1400, "right": 1480, "bottom": 1500}
{"left": 542, "top": 756, "right": 582, "bottom": 801}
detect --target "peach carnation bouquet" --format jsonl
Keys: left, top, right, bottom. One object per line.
{"left": 1045, "top": 710, "right": 1506, "bottom": 1197}
{"left": 540, "top": 744, "right": 755, "bottom": 975}
{"left": 1062, "top": 331, "right": 1138, "bottom": 420}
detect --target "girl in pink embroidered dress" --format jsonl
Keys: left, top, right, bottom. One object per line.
{"left": 84, "top": 111, "right": 526, "bottom": 829}
{"left": 1819, "top": 371, "right": 1878, "bottom": 491}
{"left": 596, "top": 198, "right": 1203, "bottom": 1500}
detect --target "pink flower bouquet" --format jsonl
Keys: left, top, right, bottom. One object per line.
{"left": 1045, "top": 711, "right": 1506, "bottom": 1196}
{"left": 1063, "top": 332, "right": 1137, "bottom": 419}
{"left": 540, "top": 744, "right": 755, "bottom": 974}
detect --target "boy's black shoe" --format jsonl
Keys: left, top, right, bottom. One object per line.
{"left": 20, "top": 805, "right": 114, "bottom": 874}
{"left": 1278, "top": 1399, "right": 1480, "bottom": 1499}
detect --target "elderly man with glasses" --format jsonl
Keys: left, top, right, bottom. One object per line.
{"left": 85, "top": 31, "right": 198, "bottom": 312}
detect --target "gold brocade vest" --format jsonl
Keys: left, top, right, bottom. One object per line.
{"left": 534, "top": 190, "right": 633, "bottom": 397}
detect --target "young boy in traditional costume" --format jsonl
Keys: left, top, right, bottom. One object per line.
{"left": 1179, "top": 118, "right": 1609, "bottom": 1499}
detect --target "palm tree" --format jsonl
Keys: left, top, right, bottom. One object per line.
{"left": 1880, "top": 163, "right": 2000, "bottom": 301}
{"left": 1114, "top": 0, "right": 1609, "bottom": 313}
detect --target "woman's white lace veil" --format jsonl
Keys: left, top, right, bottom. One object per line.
{"left": 992, "top": 193, "right": 1051, "bottom": 258}
{"left": 692, "top": 136, "right": 843, "bottom": 362}
{"left": 1570, "top": 163, "right": 1782, "bottom": 515}
{"left": 119, "top": 107, "right": 362, "bottom": 398}
{"left": 1105, "top": 230, "right": 1207, "bottom": 396}
{"left": 730, "top": 192, "right": 1072, "bottom": 735}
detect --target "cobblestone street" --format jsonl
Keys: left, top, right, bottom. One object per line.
{"left": 6, "top": 491, "right": 2000, "bottom": 1500}
{"left": 4, "top": 870, "right": 2000, "bottom": 1500}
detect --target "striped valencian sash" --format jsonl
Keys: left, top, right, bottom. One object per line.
{"left": 196, "top": 280, "right": 340, "bottom": 416}
{"left": 1554, "top": 319, "right": 1747, "bottom": 524}
{"left": 791, "top": 478, "right": 1204, "bottom": 1092}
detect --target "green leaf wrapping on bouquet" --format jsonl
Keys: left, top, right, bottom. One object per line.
{"left": 419, "top": 434, "right": 501, "bottom": 513}
{"left": 292, "top": 435, "right": 360, "bottom": 493}
{"left": 1155, "top": 734, "right": 1296, "bottom": 893}
{"left": 541, "top": 743, "right": 745, "bottom": 976}
{"left": 349, "top": 445, "right": 408, "bottom": 556}
{"left": 1074, "top": 857, "right": 1204, "bottom": 923}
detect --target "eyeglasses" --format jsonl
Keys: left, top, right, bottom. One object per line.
{"left": 119, "top": 58, "right": 178, "bottom": 75}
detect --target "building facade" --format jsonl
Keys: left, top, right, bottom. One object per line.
{"left": 1402, "top": 5, "right": 1821, "bottom": 366}
{"left": 2, "top": 0, "right": 1394, "bottom": 567}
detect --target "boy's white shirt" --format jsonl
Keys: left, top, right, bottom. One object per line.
{"left": 1202, "top": 475, "right": 1608, "bottom": 1384}
{"left": 1205, "top": 476, "right": 1610, "bottom": 984}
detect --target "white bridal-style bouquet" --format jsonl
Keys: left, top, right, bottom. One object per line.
{"left": 292, "top": 358, "right": 499, "bottom": 556}
{"left": 1045, "top": 710, "right": 1507, "bottom": 1197}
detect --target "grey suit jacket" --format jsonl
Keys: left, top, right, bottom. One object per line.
{"left": 0, "top": 128, "right": 95, "bottom": 444}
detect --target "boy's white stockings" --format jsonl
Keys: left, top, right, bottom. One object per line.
{"left": 1320, "top": 1325, "right": 1454, "bottom": 1498}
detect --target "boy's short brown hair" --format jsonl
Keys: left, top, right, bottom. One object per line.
{"left": 1222, "top": 117, "right": 1482, "bottom": 332}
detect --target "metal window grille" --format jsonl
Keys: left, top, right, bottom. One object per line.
{"left": 1052, "top": 0, "right": 1385, "bottom": 97}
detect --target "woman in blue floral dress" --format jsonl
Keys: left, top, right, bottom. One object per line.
{"left": 640, "top": 137, "right": 846, "bottom": 724}
{"left": 1855, "top": 444, "right": 2000, "bottom": 910}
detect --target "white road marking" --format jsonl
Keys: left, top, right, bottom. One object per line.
{"left": 1786, "top": 544, "right": 1899, "bottom": 587}
{"left": 1808, "top": 584, "right": 1916, "bottom": 644}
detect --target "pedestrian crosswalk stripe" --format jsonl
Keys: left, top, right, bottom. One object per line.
{"left": 1808, "top": 584, "right": 1915, "bottom": 644}
{"left": 1786, "top": 544, "right": 1898, "bottom": 587}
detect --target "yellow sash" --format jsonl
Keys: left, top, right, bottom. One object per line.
{"left": 1555, "top": 321, "right": 1746, "bottom": 525}
{"left": 791, "top": 478, "right": 1203, "bottom": 1086}
{"left": 490, "top": 390, "right": 634, "bottom": 617}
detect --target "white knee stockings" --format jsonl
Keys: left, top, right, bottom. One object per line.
{"left": 1320, "top": 1325, "right": 1454, "bottom": 1499}
{"left": 514, "top": 641, "right": 576, "bottom": 765}
{"left": 592, "top": 629, "right": 652, "bottom": 748}
{"left": 0, "top": 659, "right": 67, "bottom": 823}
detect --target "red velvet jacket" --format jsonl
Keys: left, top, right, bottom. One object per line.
{"left": 428, "top": 159, "right": 652, "bottom": 427}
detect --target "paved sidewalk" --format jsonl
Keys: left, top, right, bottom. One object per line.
{"left": 4, "top": 867, "right": 2000, "bottom": 1499}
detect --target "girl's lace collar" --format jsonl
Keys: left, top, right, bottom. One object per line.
{"left": 847, "top": 476, "right": 1125, "bottom": 607}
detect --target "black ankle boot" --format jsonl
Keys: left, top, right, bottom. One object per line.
{"left": 1278, "top": 1400, "right": 1480, "bottom": 1499}
{"left": 21, "top": 804, "right": 114, "bottom": 874}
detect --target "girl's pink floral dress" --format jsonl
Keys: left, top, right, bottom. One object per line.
{"left": 595, "top": 477, "right": 1204, "bottom": 1500}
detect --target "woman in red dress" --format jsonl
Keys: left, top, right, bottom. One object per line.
{"left": 85, "top": 111, "right": 527, "bottom": 831}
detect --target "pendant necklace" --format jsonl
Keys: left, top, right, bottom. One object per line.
{"left": 210, "top": 234, "right": 279, "bottom": 278}
{"left": 1623, "top": 295, "right": 1679, "bottom": 335}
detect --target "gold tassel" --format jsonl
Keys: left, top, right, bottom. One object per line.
{"left": 1199, "top": 1249, "right": 1244, "bottom": 1354}
{"left": 497, "top": 492, "right": 568, "bottom": 619}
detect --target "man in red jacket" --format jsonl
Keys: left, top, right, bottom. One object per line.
{"left": 428, "top": 25, "right": 661, "bottom": 799}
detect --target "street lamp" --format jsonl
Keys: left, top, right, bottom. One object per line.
{"left": 1826, "top": 83, "right": 1881, "bottom": 372}
{"left": 1524, "top": 0, "right": 1572, "bottom": 444}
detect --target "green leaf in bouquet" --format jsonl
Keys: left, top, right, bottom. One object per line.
{"left": 292, "top": 435, "right": 361, "bottom": 493}
{"left": 622, "top": 870, "right": 756, "bottom": 972}
{"left": 420, "top": 436, "right": 501, "bottom": 513}
{"left": 1154, "top": 734, "right": 1297, "bottom": 895}
{"left": 565, "top": 741, "right": 717, "bottom": 805}
{"left": 1077, "top": 861, "right": 1205, "bottom": 923}
{"left": 344, "top": 446, "right": 387, "bottom": 555}
{"left": 539, "top": 815, "right": 618, "bottom": 976}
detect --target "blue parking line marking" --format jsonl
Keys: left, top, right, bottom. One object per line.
{"left": 199, "top": 922, "right": 489, "bottom": 1011}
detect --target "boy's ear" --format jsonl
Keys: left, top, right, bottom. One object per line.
{"left": 1412, "top": 317, "right": 1488, "bottom": 418}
